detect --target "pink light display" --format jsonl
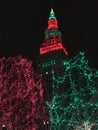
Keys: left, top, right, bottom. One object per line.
{"left": 0, "top": 56, "right": 48, "bottom": 130}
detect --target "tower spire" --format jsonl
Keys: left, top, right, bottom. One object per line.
{"left": 51, "top": 8, "right": 54, "bottom": 13}
{"left": 40, "top": 8, "right": 68, "bottom": 56}
{"left": 49, "top": 8, "right": 56, "bottom": 19}
{"left": 47, "top": 8, "right": 58, "bottom": 29}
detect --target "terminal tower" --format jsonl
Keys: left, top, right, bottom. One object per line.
{"left": 36, "top": 9, "right": 68, "bottom": 101}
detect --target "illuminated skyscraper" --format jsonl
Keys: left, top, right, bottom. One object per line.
{"left": 36, "top": 9, "right": 68, "bottom": 101}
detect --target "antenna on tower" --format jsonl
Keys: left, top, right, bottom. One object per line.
{"left": 51, "top": 8, "right": 54, "bottom": 14}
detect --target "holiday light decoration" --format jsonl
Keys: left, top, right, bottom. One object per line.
{"left": 46, "top": 52, "right": 98, "bottom": 130}
{"left": 40, "top": 43, "right": 68, "bottom": 55}
{"left": 40, "top": 8, "right": 68, "bottom": 56}
{"left": 0, "top": 56, "right": 48, "bottom": 130}
{"left": 42, "top": 59, "right": 56, "bottom": 68}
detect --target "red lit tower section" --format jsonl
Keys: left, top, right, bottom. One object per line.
{"left": 40, "top": 9, "right": 68, "bottom": 56}
{"left": 36, "top": 9, "right": 68, "bottom": 101}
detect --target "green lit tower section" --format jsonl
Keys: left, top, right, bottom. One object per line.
{"left": 36, "top": 9, "right": 68, "bottom": 101}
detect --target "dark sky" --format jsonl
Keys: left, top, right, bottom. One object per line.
{"left": 0, "top": 0, "right": 98, "bottom": 68}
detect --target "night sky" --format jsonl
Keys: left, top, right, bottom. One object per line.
{"left": 0, "top": 0, "right": 98, "bottom": 69}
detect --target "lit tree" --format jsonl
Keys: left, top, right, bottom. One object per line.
{"left": 46, "top": 52, "right": 98, "bottom": 130}
{"left": 0, "top": 56, "right": 48, "bottom": 130}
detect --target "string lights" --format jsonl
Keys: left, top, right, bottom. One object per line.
{"left": 46, "top": 52, "right": 98, "bottom": 130}
{"left": 0, "top": 56, "right": 48, "bottom": 129}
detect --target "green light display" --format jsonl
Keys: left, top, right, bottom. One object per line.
{"left": 46, "top": 52, "right": 98, "bottom": 130}
{"left": 49, "top": 9, "right": 56, "bottom": 19}
{"left": 42, "top": 60, "right": 56, "bottom": 68}
{"left": 45, "top": 29, "right": 61, "bottom": 40}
